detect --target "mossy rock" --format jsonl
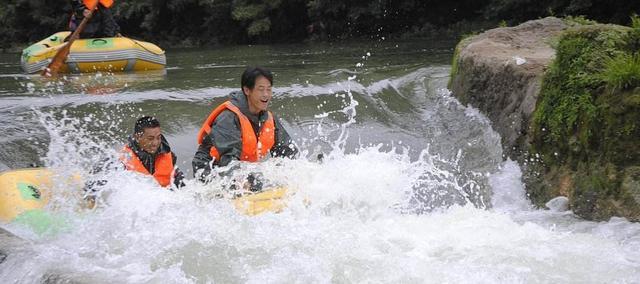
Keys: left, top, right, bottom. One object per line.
{"left": 448, "top": 34, "right": 475, "bottom": 90}
{"left": 529, "top": 21, "right": 640, "bottom": 221}
{"left": 532, "top": 24, "right": 632, "bottom": 156}
{"left": 531, "top": 23, "right": 638, "bottom": 167}
{"left": 571, "top": 163, "right": 619, "bottom": 220}
{"left": 598, "top": 89, "right": 640, "bottom": 166}
{"left": 449, "top": 17, "right": 640, "bottom": 220}
{"left": 524, "top": 163, "right": 573, "bottom": 208}
{"left": 623, "top": 167, "right": 640, "bottom": 193}
{"left": 622, "top": 87, "right": 640, "bottom": 107}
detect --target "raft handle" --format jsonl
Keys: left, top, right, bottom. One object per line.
{"left": 91, "top": 39, "right": 108, "bottom": 45}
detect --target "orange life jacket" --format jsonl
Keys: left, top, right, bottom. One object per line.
{"left": 120, "top": 145, "right": 175, "bottom": 187}
{"left": 197, "top": 101, "right": 275, "bottom": 163}
{"left": 82, "top": 0, "right": 114, "bottom": 10}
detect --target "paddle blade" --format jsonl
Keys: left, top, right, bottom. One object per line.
{"left": 42, "top": 43, "right": 71, "bottom": 77}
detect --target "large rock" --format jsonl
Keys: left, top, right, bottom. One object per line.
{"left": 449, "top": 17, "right": 567, "bottom": 158}
{"left": 449, "top": 17, "right": 640, "bottom": 221}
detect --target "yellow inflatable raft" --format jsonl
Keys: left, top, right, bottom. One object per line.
{"left": 0, "top": 168, "right": 73, "bottom": 234}
{"left": 1, "top": 168, "right": 289, "bottom": 232}
{"left": 233, "top": 187, "right": 289, "bottom": 216}
{"left": 21, "top": 31, "right": 166, "bottom": 74}
{"left": 0, "top": 168, "right": 52, "bottom": 223}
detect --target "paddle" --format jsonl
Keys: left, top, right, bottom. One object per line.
{"left": 42, "top": 9, "right": 94, "bottom": 77}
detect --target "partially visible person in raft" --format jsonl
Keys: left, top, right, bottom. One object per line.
{"left": 120, "top": 116, "right": 186, "bottom": 189}
{"left": 83, "top": 116, "right": 184, "bottom": 207}
{"left": 68, "top": 0, "right": 121, "bottom": 39}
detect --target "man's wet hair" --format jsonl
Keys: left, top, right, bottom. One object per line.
{"left": 134, "top": 116, "right": 160, "bottom": 135}
{"left": 241, "top": 66, "right": 273, "bottom": 92}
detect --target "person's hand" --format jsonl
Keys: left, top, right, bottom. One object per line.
{"left": 83, "top": 179, "right": 106, "bottom": 209}
{"left": 245, "top": 172, "right": 264, "bottom": 192}
{"left": 83, "top": 9, "right": 92, "bottom": 18}
{"left": 172, "top": 169, "right": 186, "bottom": 190}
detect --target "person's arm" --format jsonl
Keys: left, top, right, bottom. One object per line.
{"left": 170, "top": 152, "right": 185, "bottom": 189}
{"left": 192, "top": 141, "right": 213, "bottom": 179}
{"left": 271, "top": 115, "right": 298, "bottom": 159}
{"left": 70, "top": 0, "right": 88, "bottom": 18}
{"left": 84, "top": 155, "right": 122, "bottom": 201}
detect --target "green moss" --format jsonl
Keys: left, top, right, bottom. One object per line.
{"left": 599, "top": 89, "right": 640, "bottom": 166}
{"left": 626, "top": 14, "right": 640, "bottom": 51}
{"left": 601, "top": 53, "right": 640, "bottom": 92}
{"left": 570, "top": 163, "right": 623, "bottom": 220}
{"left": 448, "top": 34, "right": 475, "bottom": 89}
{"left": 525, "top": 164, "right": 569, "bottom": 208}
{"left": 572, "top": 173, "right": 603, "bottom": 219}
{"left": 623, "top": 90, "right": 640, "bottom": 106}
{"left": 563, "top": 15, "right": 597, "bottom": 26}
{"left": 448, "top": 47, "right": 461, "bottom": 89}
{"left": 530, "top": 20, "right": 640, "bottom": 220}
{"left": 533, "top": 24, "right": 631, "bottom": 156}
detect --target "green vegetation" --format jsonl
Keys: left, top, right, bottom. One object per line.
{"left": 448, "top": 34, "right": 476, "bottom": 89}
{"left": 528, "top": 17, "right": 640, "bottom": 220}
{"left": 601, "top": 53, "right": 640, "bottom": 93}
{"left": 563, "top": 15, "right": 597, "bottom": 26}
{"left": 533, "top": 24, "right": 631, "bottom": 155}
{"left": 0, "top": 0, "right": 639, "bottom": 48}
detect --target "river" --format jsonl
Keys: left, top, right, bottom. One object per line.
{"left": 0, "top": 39, "right": 638, "bottom": 283}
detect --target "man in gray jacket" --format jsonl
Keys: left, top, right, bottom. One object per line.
{"left": 192, "top": 66, "right": 298, "bottom": 181}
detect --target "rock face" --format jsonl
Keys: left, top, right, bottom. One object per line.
{"left": 449, "top": 17, "right": 640, "bottom": 221}
{"left": 449, "top": 17, "right": 568, "bottom": 158}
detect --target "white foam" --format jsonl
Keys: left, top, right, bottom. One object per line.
{"left": 2, "top": 66, "right": 639, "bottom": 283}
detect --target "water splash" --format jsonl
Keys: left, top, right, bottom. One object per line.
{"left": 1, "top": 53, "right": 638, "bottom": 282}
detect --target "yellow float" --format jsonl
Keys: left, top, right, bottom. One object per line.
{"left": 233, "top": 186, "right": 289, "bottom": 216}
{"left": 1, "top": 168, "right": 290, "bottom": 234}
{"left": 0, "top": 168, "right": 74, "bottom": 234}
{"left": 0, "top": 168, "right": 53, "bottom": 223}
{"left": 21, "top": 31, "right": 166, "bottom": 74}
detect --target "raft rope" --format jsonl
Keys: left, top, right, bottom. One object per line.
{"left": 124, "top": 37, "right": 165, "bottom": 56}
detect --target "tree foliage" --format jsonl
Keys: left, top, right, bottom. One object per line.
{"left": 0, "top": 0, "right": 638, "bottom": 48}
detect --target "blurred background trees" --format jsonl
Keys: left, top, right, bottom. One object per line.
{"left": 0, "top": 0, "right": 638, "bottom": 48}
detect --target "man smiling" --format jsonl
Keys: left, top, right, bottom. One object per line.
{"left": 193, "top": 66, "right": 298, "bottom": 181}
{"left": 121, "top": 116, "right": 185, "bottom": 189}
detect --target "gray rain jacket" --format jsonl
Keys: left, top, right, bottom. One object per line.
{"left": 192, "top": 91, "right": 298, "bottom": 179}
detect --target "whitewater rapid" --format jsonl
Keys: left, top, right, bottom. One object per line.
{"left": 1, "top": 153, "right": 638, "bottom": 282}
{"left": 0, "top": 43, "right": 638, "bottom": 282}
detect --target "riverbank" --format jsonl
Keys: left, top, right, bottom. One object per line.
{"left": 449, "top": 16, "right": 640, "bottom": 221}
{"left": 1, "top": 19, "right": 493, "bottom": 55}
